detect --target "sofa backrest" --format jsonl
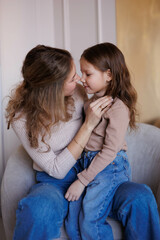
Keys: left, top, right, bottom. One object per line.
{"left": 126, "top": 123, "right": 160, "bottom": 197}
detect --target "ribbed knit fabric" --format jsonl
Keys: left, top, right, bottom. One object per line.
{"left": 78, "top": 98, "right": 130, "bottom": 186}
{"left": 12, "top": 85, "right": 86, "bottom": 179}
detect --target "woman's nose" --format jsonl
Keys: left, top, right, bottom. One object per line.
{"left": 76, "top": 74, "right": 81, "bottom": 82}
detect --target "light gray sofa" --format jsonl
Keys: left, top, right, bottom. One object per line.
{"left": 1, "top": 123, "right": 160, "bottom": 240}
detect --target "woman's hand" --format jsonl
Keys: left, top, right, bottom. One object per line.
{"left": 67, "top": 96, "right": 113, "bottom": 161}
{"left": 65, "top": 179, "right": 85, "bottom": 201}
{"left": 85, "top": 96, "right": 113, "bottom": 130}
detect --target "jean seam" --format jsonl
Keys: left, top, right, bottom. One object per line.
{"left": 95, "top": 174, "right": 117, "bottom": 240}
{"left": 115, "top": 208, "right": 138, "bottom": 240}
{"left": 96, "top": 199, "right": 106, "bottom": 240}
{"left": 127, "top": 220, "right": 138, "bottom": 240}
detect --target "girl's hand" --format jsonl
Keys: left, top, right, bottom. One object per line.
{"left": 85, "top": 96, "right": 113, "bottom": 130}
{"left": 65, "top": 179, "right": 85, "bottom": 201}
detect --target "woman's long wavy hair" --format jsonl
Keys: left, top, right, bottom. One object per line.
{"left": 6, "top": 45, "right": 74, "bottom": 148}
{"left": 81, "top": 42, "right": 138, "bottom": 129}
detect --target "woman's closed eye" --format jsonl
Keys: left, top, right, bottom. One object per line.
{"left": 72, "top": 77, "right": 76, "bottom": 82}
{"left": 71, "top": 74, "right": 78, "bottom": 82}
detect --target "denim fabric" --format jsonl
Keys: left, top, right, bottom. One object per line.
{"left": 13, "top": 152, "right": 160, "bottom": 240}
{"left": 110, "top": 181, "right": 160, "bottom": 240}
{"left": 65, "top": 150, "right": 131, "bottom": 240}
{"left": 13, "top": 166, "right": 79, "bottom": 240}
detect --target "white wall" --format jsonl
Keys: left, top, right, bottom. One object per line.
{"left": 0, "top": 0, "right": 116, "bottom": 191}
{"left": 0, "top": 64, "right": 4, "bottom": 195}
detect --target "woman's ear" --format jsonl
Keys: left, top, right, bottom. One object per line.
{"left": 105, "top": 69, "right": 112, "bottom": 83}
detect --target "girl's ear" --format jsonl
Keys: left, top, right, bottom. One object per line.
{"left": 105, "top": 69, "right": 112, "bottom": 82}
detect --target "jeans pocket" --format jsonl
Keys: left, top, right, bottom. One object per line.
{"left": 88, "top": 178, "right": 101, "bottom": 187}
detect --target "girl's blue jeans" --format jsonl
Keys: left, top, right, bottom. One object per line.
{"left": 13, "top": 151, "right": 160, "bottom": 240}
{"left": 65, "top": 150, "right": 131, "bottom": 240}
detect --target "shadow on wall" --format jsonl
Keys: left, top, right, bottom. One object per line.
{"left": 147, "top": 118, "right": 160, "bottom": 128}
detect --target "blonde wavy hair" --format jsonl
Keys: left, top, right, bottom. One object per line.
{"left": 6, "top": 45, "right": 74, "bottom": 148}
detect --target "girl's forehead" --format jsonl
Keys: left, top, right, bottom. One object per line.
{"left": 80, "top": 61, "right": 96, "bottom": 73}
{"left": 80, "top": 58, "right": 92, "bottom": 67}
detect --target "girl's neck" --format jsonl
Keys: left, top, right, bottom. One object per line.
{"left": 94, "top": 88, "right": 106, "bottom": 99}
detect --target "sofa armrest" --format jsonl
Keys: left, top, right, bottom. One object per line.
{"left": 1, "top": 145, "right": 36, "bottom": 240}
{"left": 156, "top": 181, "right": 160, "bottom": 215}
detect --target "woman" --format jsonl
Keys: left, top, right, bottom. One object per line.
{"left": 6, "top": 44, "right": 112, "bottom": 240}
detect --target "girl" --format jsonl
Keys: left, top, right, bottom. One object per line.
{"left": 6, "top": 45, "right": 112, "bottom": 240}
{"left": 65, "top": 43, "right": 160, "bottom": 240}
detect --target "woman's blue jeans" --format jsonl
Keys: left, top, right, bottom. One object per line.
{"left": 13, "top": 167, "right": 79, "bottom": 240}
{"left": 13, "top": 152, "right": 160, "bottom": 240}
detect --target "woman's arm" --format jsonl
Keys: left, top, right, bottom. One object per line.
{"left": 67, "top": 96, "right": 113, "bottom": 160}
{"left": 12, "top": 96, "right": 113, "bottom": 179}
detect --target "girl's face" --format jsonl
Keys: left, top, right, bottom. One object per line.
{"left": 80, "top": 58, "right": 112, "bottom": 97}
{"left": 63, "top": 62, "right": 80, "bottom": 96}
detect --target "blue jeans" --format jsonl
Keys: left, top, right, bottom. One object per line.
{"left": 111, "top": 181, "right": 160, "bottom": 240}
{"left": 13, "top": 156, "right": 160, "bottom": 240}
{"left": 65, "top": 150, "right": 131, "bottom": 240}
{"left": 13, "top": 166, "right": 80, "bottom": 240}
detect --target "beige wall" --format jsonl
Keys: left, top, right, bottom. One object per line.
{"left": 116, "top": 0, "right": 160, "bottom": 123}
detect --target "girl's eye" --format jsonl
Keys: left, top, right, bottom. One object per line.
{"left": 86, "top": 74, "right": 91, "bottom": 76}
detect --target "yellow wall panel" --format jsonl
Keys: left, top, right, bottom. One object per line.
{"left": 116, "top": 0, "right": 160, "bottom": 123}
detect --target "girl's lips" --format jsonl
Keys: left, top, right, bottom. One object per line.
{"left": 83, "top": 84, "right": 91, "bottom": 92}
{"left": 83, "top": 84, "right": 88, "bottom": 88}
{"left": 83, "top": 85, "right": 91, "bottom": 93}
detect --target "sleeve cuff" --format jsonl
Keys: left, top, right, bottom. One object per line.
{"left": 77, "top": 171, "right": 90, "bottom": 186}
{"left": 57, "top": 147, "right": 77, "bottom": 177}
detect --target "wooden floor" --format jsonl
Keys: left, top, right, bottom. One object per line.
{"left": 0, "top": 217, "right": 6, "bottom": 240}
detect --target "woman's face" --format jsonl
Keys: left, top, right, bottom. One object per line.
{"left": 63, "top": 62, "right": 80, "bottom": 96}
{"left": 80, "top": 57, "right": 112, "bottom": 97}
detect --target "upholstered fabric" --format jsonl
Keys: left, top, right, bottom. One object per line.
{"left": 1, "top": 123, "right": 160, "bottom": 240}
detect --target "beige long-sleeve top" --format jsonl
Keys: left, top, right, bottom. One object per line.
{"left": 78, "top": 98, "right": 130, "bottom": 186}
{"left": 12, "top": 85, "right": 85, "bottom": 179}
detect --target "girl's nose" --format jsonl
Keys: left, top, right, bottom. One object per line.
{"left": 80, "top": 77, "right": 85, "bottom": 83}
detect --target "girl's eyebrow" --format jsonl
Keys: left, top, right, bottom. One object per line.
{"left": 80, "top": 69, "right": 89, "bottom": 73}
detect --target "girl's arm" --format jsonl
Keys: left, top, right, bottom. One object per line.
{"left": 65, "top": 100, "right": 129, "bottom": 201}
{"left": 78, "top": 100, "right": 130, "bottom": 185}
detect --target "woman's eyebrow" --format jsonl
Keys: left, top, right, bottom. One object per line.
{"left": 72, "top": 72, "right": 76, "bottom": 79}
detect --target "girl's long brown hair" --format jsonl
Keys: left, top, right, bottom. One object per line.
{"left": 6, "top": 45, "right": 74, "bottom": 148}
{"left": 81, "top": 42, "right": 138, "bottom": 129}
